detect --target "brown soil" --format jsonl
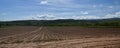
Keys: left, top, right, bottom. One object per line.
{"left": 0, "top": 26, "right": 120, "bottom": 48}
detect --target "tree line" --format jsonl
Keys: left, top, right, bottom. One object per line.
{"left": 0, "top": 18, "right": 120, "bottom": 28}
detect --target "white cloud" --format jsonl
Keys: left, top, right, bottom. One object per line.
{"left": 71, "top": 15, "right": 101, "bottom": 19}
{"left": 33, "top": 14, "right": 101, "bottom": 20}
{"left": 37, "top": 0, "right": 73, "bottom": 6}
{"left": 24, "top": 12, "right": 120, "bottom": 20}
{"left": 47, "top": 0, "right": 71, "bottom": 4}
{"left": 74, "top": 12, "right": 120, "bottom": 19}
{"left": 80, "top": 11, "right": 89, "bottom": 15}
{"left": 40, "top": 0, "right": 48, "bottom": 5}
{"left": 34, "top": 14, "right": 56, "bottom": 20}
{"left": 104, "top": 12, "right": 120, "bottom": 18}
{"left": 108, "top": 6, "right": 113, "bottom": 9}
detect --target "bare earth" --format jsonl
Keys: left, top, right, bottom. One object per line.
{"left": 0, "top": 26, "right": 120, "bottom": 48}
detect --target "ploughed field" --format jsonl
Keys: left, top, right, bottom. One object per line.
{"left": 0, "top": 26, "right": 120, "bottom": 48}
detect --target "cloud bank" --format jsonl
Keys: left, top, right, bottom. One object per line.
{"left": 29, "top": 12, "right": 120, "bottom": 20}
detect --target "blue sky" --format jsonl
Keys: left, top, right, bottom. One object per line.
{"left": 0, "top": 0, "right": 120, "bottom": 21}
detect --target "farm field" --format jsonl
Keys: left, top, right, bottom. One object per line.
{"left": 0, "top": 26, "right": 120, "bottom": 48}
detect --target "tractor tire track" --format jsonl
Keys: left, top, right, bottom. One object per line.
{"left": 0, "top": 27, "right": 42, "bottom": 44}
{"left": 39, "top": 37, "right": 120, "bottom": 48}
